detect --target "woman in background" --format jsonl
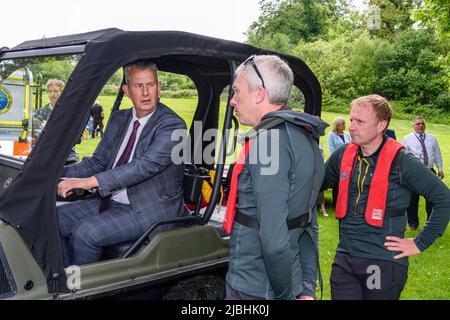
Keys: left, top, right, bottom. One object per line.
{"left": 327, "top": 116, "right": 351, "bottom": 206}
{"left": 327, "top": 116, "right": 351, "bottom": 155}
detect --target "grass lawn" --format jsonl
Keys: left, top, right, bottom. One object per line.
{"left": 75, "top": 96, "right": 449, "bottom": 300}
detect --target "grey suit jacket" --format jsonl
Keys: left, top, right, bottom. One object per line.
{"left": 63, "top": 102, "right": 187, "bottom": 230}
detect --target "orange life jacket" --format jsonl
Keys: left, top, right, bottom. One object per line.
{"left": 335, "top": 138, "right": 404, "bottom": 227}
{"left": 223, "top": 139, "right": 253, "bottom": 234}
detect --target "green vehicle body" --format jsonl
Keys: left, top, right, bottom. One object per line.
{"left": 1, "top": 220, "right": 228, "bottom": 299}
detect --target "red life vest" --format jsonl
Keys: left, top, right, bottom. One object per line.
{"left": 223, "top": 139, "right": 253, "bottom": 234}
{"left": 335, "top": 138, "right": 404, "bottom": 227}
{"left": 223, "top": 118, "right": 315, "bottom": 234}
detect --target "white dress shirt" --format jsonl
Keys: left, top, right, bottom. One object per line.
{"left": 401, "top": 131, "right": 443, "bottom": 171}
{"left": 111, "top": 108, "right": 154, "bottom": 204}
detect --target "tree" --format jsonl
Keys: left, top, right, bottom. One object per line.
{"left": 247, "top": 0, "right": 353, "bottom": 48}
{"left": 292, "top": 31, "right": 393, "bottom": 111}
{"left": 362, "top": 0, "right": 421, "bottom": 38}
{"left": 413, "top": 0, "right": 450, "bottom": 84}
{"left": 27, "top": 56, "right": 77, "bottom": 85}
{"left": 413, "top": 0, "right": 450, "bottom": 38}
{"left": 377, "top": 29, "right": 448, "bottom": 111}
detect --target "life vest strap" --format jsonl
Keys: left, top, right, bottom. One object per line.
{"left": 349, "top": 204, "right": 407, "bottom": 218}
{"left": 235, "top": 210, "right": 309, "bottom": 231}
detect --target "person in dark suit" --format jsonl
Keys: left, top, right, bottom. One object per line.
{"left": 90, "top": 100, "right": 104, "bottom": 138}
{"left": 385, "top": 128, "right": 396, "bottom": 140}
{"left": 57, "top": 60, "right": 186, "bottom": 266}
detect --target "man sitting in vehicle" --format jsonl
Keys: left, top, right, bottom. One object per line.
{"left": 57, "top": 60, "right": 186, "bottom": 266}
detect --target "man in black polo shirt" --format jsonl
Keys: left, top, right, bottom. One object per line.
{"left": 322, "top": 94, "right": 449, "bottom": 300}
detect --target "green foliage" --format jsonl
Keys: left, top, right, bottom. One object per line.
{"left": 160, "top": 89, "right": 197, "bottom": 99}
{"left": 376, "top": 29, "right": 448, "bottom": 110}
{"left": 99, "top": 69, "right": 196, "bottom": 97}
{"left": 291, "top": 27, "right": 448, "bottom": 123}
{"left": 159, "top": 72, "right": 195, "bottom": 91}
{"left": 95, "top": 69, "right": 123, "bottom": 96}
{"left": 26, "top": 56, "right": 79, "bottom": 85}
{"left": 246, "top": 31, "right": 293, "bottom": 54}
{"left": 389, "top": 29, "right": 434, "bottom": 70}
{"left": 412, "top": 0, "right": 450, "bottom": 85}
{"left": 100, "top": 84, "right": 120, "bottom": 96}
{"left": 293, "top": 36, "right": 355, "bottom": 100}
{"left": 247, "top": 0, "right": 353, "bottom": 48}
{"left": 391, "top": 99, "right": 450, "bottom": 122}
{"left": 365, "top": 0, "right": 421, "bottom": 38}
{"left": 292, "top": 31, "right": 393, "bottom": 104}
{"left": 247, "top": 0, "right": 448, "bottom": 122}
{"left": 413, "top": 0, "right": 450, "bottom": 37}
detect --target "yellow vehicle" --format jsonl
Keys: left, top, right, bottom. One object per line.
{"left": 0, "top": 69, "right": 41, "bottom": 159}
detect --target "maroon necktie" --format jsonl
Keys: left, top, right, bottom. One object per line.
{"left": 99, "top": 120, "right": 140, "bottom": 213}
{"left": 419, "top": 134, "right": 428, "bottom": 166}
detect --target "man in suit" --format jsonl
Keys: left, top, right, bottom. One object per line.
{"left": 401, "top": 116, "right": 444, "bottom": 230}
{"left": 90, "top": 100, "right": 104, "bottom": 138}
{"left": 57, "top": 60, "right": 186, "bottom": 266}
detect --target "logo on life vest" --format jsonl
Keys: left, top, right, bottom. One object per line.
{"left": 340, "top": 171, "right": 347, "bottom": 181}
{"left": 0, "top": 86, "right": 13, "bottom": 115}
{"left": 371, "top": 209, "right": 383, "bottom": 220}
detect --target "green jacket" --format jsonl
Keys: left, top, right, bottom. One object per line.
{"left": 32, "top": 104, "right": 52, "bottom": 140}
{"left": 323, "top": 137, "right": 450, "bottom": 265}
{"left": 226, "top": 109, "right": 328, "bottom": 300}
{"left": 32, "top": 104, "right": 79, "bottom": 163}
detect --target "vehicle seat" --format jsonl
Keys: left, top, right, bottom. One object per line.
{"left": 102, "top": 165, "right": 210, "bottom": 260}
{"left": 102, "top": 240, "right": 143, "bottom": 259}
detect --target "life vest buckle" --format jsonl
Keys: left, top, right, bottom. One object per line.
{"left": 350, "top": 203, "right": 363, "bottom": 217}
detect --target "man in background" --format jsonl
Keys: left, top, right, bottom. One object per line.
{"left": 401, "top": 116, "right": 444, "bottom": 230}
{"left": 90, "top": 100, "right": 104, "bottom": 138}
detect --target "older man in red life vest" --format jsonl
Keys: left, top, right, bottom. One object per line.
{"left": 322, "top": 94, "right": 450, "bottom": 300}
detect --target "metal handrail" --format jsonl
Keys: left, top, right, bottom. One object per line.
{"left": 121, "top": 215, "right": 202, "bottom": 259}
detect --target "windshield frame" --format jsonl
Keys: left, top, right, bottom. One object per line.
{"left": 0, "top": 45, "right": 85, "bottom": 61}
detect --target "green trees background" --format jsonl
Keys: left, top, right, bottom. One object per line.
{"left": 247, "top": 0, "right": 449, "bottom": 123}
{"left": 30, "top": 1, "right": 449, "bottom": 123}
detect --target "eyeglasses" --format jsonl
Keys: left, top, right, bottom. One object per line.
{"left": 243, "top": 55, "right": 265, "bottom": 89}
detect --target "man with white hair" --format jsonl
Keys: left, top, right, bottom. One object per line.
{"left": 223, "top": 55, "right": 328, "bottom": 300}
{"left": 32, "top": 79, "right": 79, "bottom": 163}
{"left": 32, "top": 79, "right": 65, "bottom": 140}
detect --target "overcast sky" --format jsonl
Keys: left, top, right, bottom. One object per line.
{"left": 2, "top": 0, "right": 366, "bottom": 48}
